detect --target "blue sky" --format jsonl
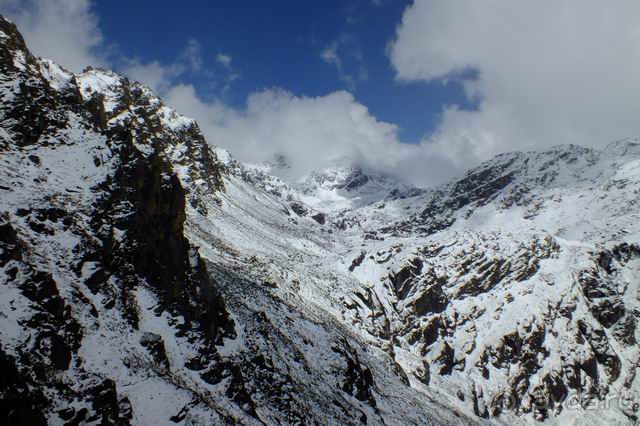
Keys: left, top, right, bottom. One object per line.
{"left": 93, "top": 0, "right": 471, "bottom": 144}
{"left": 3, "top": 0, "right": 639, "bottom": 186}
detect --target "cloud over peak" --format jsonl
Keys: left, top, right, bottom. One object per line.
{"left": 4, "top": 0, "right": 639, "bottom": 188}
{"left": 0, "top": 0, "right": 105, "bottom": 73}
{"left": 390, "top": 0, "right": 640, "bottom": 165}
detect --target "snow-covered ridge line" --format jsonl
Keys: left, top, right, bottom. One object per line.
{"left": 0, "top": 15, "right": 473, "bottom": 424}
{"left": 2, "top": 13, "right": 640, "bottom": 425}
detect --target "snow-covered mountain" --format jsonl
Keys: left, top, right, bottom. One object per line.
{"left": 235, "top": 156, "right": 422, "bottom": 231}
{"left": 1, "top": 16, "right": 640, "bottom": 425}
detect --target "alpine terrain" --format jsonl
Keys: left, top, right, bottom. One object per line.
{"left": 1, "top": 16, "right": 640, "bottom": 425}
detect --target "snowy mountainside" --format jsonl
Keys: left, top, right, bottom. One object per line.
{"left": 336, "top": 140, "right": 640, "bottom": 423}
{"left": 0, "top": 16, "right": 473, "bottom": 425}
{"left": 231, "top": 155, "right": 422, "bottom": 229}
{"left": 220, "top": 137, "right": 640, "bottom": 424}
{"left": 2, "top": 14, "right": 640, "bottom": 425}
{"left": 293, "top": 160, "right": 420, "bottom": 213}
{"left": 190, "top": 126, "right": 640, "bottom": 423}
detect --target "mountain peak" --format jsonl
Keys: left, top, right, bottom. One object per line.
{"left": 2, "top": 15, "right": 640, "bottom": 425}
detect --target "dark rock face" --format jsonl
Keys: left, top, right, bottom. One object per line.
{"left": 311, "top": 212, "right": 326, "bottom": 225}
{"left": 582, "top": 243, "right": 640, "bottom": 345}
{"left": 86, "top": 379, "right": 131, "bottom": 425}
{"left": 349, "top": 251, "right": 366, "bottom": 272}
{"left": 289, "top": 201, "right": 326, "bottom": 225}
{"left": 0, "top": 220, "right": 83, "bottom": 382}
{"left": 410, "top": 282, "right": 447, "bottom": 316}
{"left": 0, "top": 20, "right": 78, "bottom": 148}
{"left": 332, "top": 342, "right": 378, "bottom": 411}
{"left": 340, "top": 170, "right": 369, "bottom": 191}
{"left": 140, "top": 332, "right": 170, "bottom": 369}
{"left": 389, "top": 257, "right": 423, "bottom": 300}
{"left": 92, "top": 147, "right": 233, "bottom": 342}
{"left": 0, "top": 222, "right": 22, "bottom": 266}
{"left": 0, "top": 346, "right": 48, "bottom": 426}
{"left": 378, "top": 146, "right": 605, "bottom": 239}
{"left": 0, "top": 15, "right": 233, "bottom": 422}
{"left": 289, "top": 201, "right": 308, "bottom": 217}
{"left": 379, "top": 156, "right": 520, "bottom": 238}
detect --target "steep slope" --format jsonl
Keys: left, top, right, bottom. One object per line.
{"left": 0, "top": 16, "right": 237, "bottom": 424}
{"left": 235, "top": 156, "right": 422, "bottom": 231}
{"left": 337, "top": 141, "right": 640, "bottom": 423}
{"left": 215, "top": 139, "right": 640, "bottom": 423}
{"left": 2, "top": 14, "right": 640, "bottom": 425}
{"left": 253, "top": 157, "right": 418, "bottom": 212}
{"left": 0, "top": 16, "right": 473, "bottom": 425}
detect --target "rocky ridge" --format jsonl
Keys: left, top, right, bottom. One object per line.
{"left": 2, "top": 15, "right": 640, "bottom": 425}
{"left": 0, "top": 16, "right": 470, "bottom": 425}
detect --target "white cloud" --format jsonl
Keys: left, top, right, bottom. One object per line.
{"left": 320, "top": 36, "right": 367, "bottom": 91}
{"left": 13, "top": 0, "right": 633, "bottom": 189}
{"left": 320, "top": 43, "right": 341, "bottom": 68}
{"left": 321, "top": 42, "right": 355, "bottom": 89}
{"left": 166, "top": 0, "right": 640, "bottom": 188}
{"left": 182, "top": 38, "right": 202, "bottom": 72}
{"left": 390, "top": 0, "right": 640, "bottom": 168}
{"left": 121, "top": 40, "right": 203, "bottom": 93}
{"left": 162, "top": 84, "right": 455, "bottom": 186}
{"left": 0, "top": 0, "right": 105, "bottom": 72}
{"left": 213, "top": 52, "right": 241, "bottom": 93}
{"left": 121, "top": 60, "right": 181, "bottom": 94}
{"left": 215, "top": 53, "right": 232, "bottom": 68}
{"left": 0, "top": 0, "right": 460, "bottom": 187}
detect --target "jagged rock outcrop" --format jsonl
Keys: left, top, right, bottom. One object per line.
{"left": 0, "top": 16, "right": 234, "bottom": 423}
{"left": 2, "top": 13, "right": 640, "bottom": 425}
{"left": 0, "top": 16, "right": 473, "bottom": 425}
{"left": 343, "top": 141, "right": 640, "bottom": 423}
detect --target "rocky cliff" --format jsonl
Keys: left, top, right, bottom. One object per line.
{"left": 2, "top": 15, "right": 640, "bottom": 425}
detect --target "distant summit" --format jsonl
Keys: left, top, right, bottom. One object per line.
{"left": 2, "top": 15, "right": 640, "bottom": 425}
